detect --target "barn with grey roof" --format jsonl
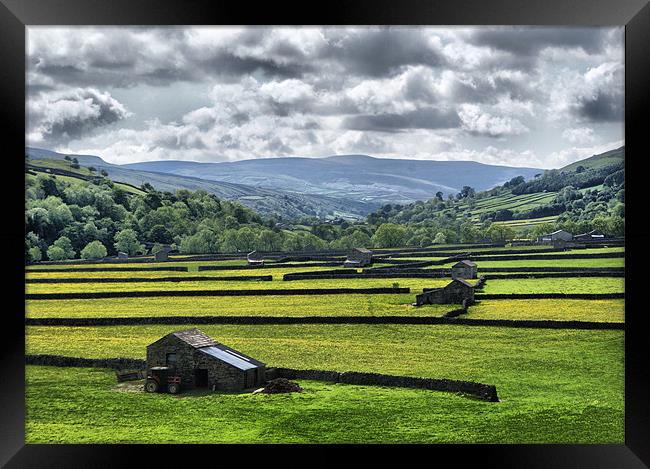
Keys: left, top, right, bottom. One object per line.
{"left": 451, "top": 260, "right": 478, "bottom": 279}
{"left": 146, "top": 328, "right": 266, "bottom": 391}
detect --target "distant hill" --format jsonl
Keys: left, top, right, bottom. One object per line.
{"left": 123, "top": 154, "right": 542, "bottom": 205}
{"left": 561, "top": 146, "right": 624, "bottom": 172}
{"left": 26, "top": 148, "right": 379, "bottom": 221}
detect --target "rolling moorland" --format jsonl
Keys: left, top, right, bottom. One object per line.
{"left": 24, "top": 145, "right": 625, "bottom": 443}
{"left": 25, "top": 146, "right": 624, "bottom": 262}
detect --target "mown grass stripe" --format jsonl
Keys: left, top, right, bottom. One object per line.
{"left": 26, "top": 287, "right": 411, "bottom": 300}
{"left": 26, "top": 275, "right": 273, "bottom": 284}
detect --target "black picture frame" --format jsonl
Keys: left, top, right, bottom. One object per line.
{"left": 2, "top": 0, "right": 648, "bottom": 466}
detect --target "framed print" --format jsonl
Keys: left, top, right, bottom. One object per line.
{"left": 1, "top": 0, "right": 649, "bottom": 466}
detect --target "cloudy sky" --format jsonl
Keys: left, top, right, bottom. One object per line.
{"left": 26, "top": 26, "right": 624, "bottom": 169}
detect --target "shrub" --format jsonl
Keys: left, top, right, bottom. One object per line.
{"left": 80, "top": 241, "right": 107, "bottom": 260}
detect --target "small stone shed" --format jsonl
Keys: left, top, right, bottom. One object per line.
{"left": 117, "top": 251, "right": 129, "bottom": 260}
{"left": 415, "top": 278, "right": 475, "bottom": 306}
{"left": 451, "top": 260, "right": 478, "bottom": 279}
{"left": 247, "top": 250, "right": 265, "bottom": 266}
{"left": 537, "top": 229, "right": 573, "bottom": 244}
{"left": 343, "top": 247, "right": 373, "bottom": 267}
{"left": 146, "top": 328, "right": 266, "bottom": 391}
{"left": 154, "top": 244, "right": 173, "bottom": 261}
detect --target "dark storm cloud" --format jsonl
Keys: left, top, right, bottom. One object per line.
{"left": 342, "top": 107, "right": 461, "bottom": 132}
{"left": 29, "top": 88, "right": 131, "bottom": 143}
{"left": 194, "top": 53, "right": 311, "bottom": 81}
{"left": 575, "top": 92, "right": 624, "bottom": 122}
{"left": 320, "top": 28, "right": 445, "bottom": 77}
{"left": 470, "top": 27, "right": 608, "bottom": 56}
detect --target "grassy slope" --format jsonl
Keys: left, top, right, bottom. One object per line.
{"left": 560, "top": 146, "right": 624, "bottom": 172}
{"left": 26, "top": 323, "right": 623, "bottom": 443}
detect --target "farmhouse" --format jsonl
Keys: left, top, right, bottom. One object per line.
{"left": 146, "top": 328, "right": 266, "bottom": 391}
{"left": 154, "top": 244, "right": 173, "bottom": 261}
{"left": 415, "top": 278, "right": 474, "bottom": 306}
{"left": 537, "top": 229, "right": 573, "bottom": 244}
{"left": 451, "top": 260, "right": 477, "bottom": 279}
{"left": 247, "top": 250, "right": 265, "bottom": 266}
{"left": 343, "top": 247, "right": 373, "bottom": 267}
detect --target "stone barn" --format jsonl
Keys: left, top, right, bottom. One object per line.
{"left": 537, "top": 229, "right": 573, "bottom": 244}
{"left": 146, "top": 328, "right": 266, "bottom": 391}
{"left": 154, "top": 244, "right": 173, "bottom": 261}
{"left": 415, "top": 279, "right": 474, "bottom": 306}
{"left": 451, "top": 260, "right": 477, "bottom": 279}
{"left": 574, "top": 230, "right": 606, "bottom": 241}
{"left": 343, "top": 247, "right": 373, "bottom": 267}
{"left": 117, "top": 251, "right": 129, "bottom": 260}
{"left": 247, "top": 250, "right": 265, "bottom": 266}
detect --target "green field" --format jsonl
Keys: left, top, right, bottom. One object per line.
{"left": 26, "top": 323, "right": 623, "bottom": 443}
{"left": 480, "top": 277, "right": 624, "bottom": 294}
{"left": 24, "top": 243, "right": 626, "bottom": 444}
{"left": 25, "top": 277, "right": 454, "bottom": 295}
{"left": 466, "top": 299, "right": 624, "bottom": 322}
{"left": 26, "top": 293, "right": 453, "bottom": 318}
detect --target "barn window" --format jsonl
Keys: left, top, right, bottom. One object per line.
{"left": 166, "top": 353, "right": 177, "bottom": 367}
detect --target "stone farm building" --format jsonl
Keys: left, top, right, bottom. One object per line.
{"left": 537, "top": 229, "right": 573, "bottom": 244}
{"left": 574, "top": 230, "right": 606, "bottom": 241}
{"left": 451, "top": 260, "right": 478, "bottom": 279}
{"left": 415, "top": 278, "right": 475, "bottom": 306}
{"left": 154, "top": 244, "right": 173, "bottom": 261}
{"left": 146, "top": 328, "right": 266, "bottom": 391}
{"left": 343, "top": 247, "right": 373, "bottom": 267}
{"left": 117, "top": 251, "right": 128, "bottom": 260}
{"left": 247, "top": 250, "right": 265, "bottom": 266}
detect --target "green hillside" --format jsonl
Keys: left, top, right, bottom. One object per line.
{"left": 368, "top": 146, "right": 625, "bottom": 238}
{"left": 561, "top": 146, "right": 624, "bottom": 172}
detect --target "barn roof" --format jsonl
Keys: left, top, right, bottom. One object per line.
{"left": 352, "top": 247, "right": 372, "bottom": 254}
{"left": 447, "top": 278, "right": 474, "bottom": 288}
{"left": 172, "top": 328, "right": 218, "bottom": 348}
{"left": 200, "top": 346, "right": 262, "bottom": 370}
{"left": 164, "top": 328, "right": 265, "bottom": 370}
{"left": 247, "top": 250, "right": 263, "bottom": 260}
{"left": 453, "top": 260, "right": 476, "bottom": 267}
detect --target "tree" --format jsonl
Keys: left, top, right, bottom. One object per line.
{"left": 460, "top": 186, "right": 476, "bottom": 198}
{"left": 28, "top": 246, "right": 42, "bottom": 262}
{"left": 80, "top": 240, "right": 107, "bottom": 260}
{"left": 371, "top": 223, "right": 407, "bottom": 248}
{"left": 46, "top": 245, "right": 67, "bottom": 261}
{"left": 433, "top": 232, "right": 447, "bottom": 244}
{"left": 114, "top": 229, "right": 144, "bottom": 256}
{"left": 460, "top": 222, "right": 479, "bottom": 243}
{"left": 256, "top": 229, "right": 284, "bottom": 251}
{"left": 485, "top": 224, "right": 515, "bottom": 242}
{"left": 50, "top": 236, "right": 76, "bottom": 259}
{"left": 435, "top": 191, "right": 444, "bottom": 201}
{"left": 147, "top": 225, "right": 174, "bottom": 244}
{"left": 70, "top": 157, "right": 80, "bottom": 169}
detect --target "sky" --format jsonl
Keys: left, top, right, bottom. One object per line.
{"left": 26, "top": 26, "right": 624, "bottom": 169}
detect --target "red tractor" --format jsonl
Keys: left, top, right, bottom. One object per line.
{"left": 145, "top": 366, "right": 182, "bottom": 394}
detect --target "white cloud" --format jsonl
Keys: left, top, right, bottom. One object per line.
{"left": 28, "top": 87, "right": 131, "bottom": 143}
{"left": 562, "top": 127, "right": 595, "bottom": 145}
{"left": 458, "top": 104, "right": 529, "bottom": 137}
